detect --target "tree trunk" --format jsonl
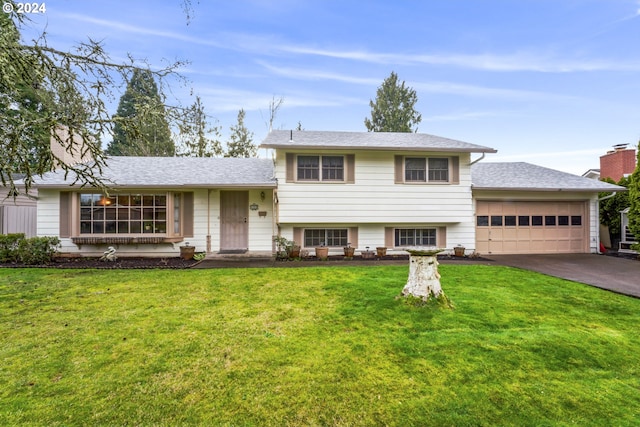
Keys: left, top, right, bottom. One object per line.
{"left": 402, "top": 255, "right": 442, "bottom": 300}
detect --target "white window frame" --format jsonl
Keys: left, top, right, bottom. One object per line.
{"left": 303, "top": 228, "right": 349, "bottom": 248}
{"left": 394, "top": 228, "right": 437, "bottom": 247}
{"left": 78, "top": 192, "right": 183, "bottom": 237}
{"left": 296, "top": 155, "right": 345, "bottom": 182}
{"left": 404, "top": 156, "right": 450, "bottom": 183}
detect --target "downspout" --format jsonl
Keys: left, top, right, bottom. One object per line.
{"left": 469, "top": 152, "right": 486, "bottom": 166}
{"left": 272, "top": 188, "right": 279, "bottom": 255}
{"left": 206, "top": 189, "right": 212, "bottom": 253}
{"left": 596, "top": 192, "right": 617, "bottom": 254}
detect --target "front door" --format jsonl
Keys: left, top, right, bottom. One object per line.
{"left": 220, "top": 191, "right": 249, "bottom": 252}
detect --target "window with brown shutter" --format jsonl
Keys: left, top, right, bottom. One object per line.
{"left": 394, "top": 155, "right": 460, "bottom": 184}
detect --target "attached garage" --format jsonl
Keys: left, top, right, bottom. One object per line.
{"left": 475, "top": 201, "right": 588, "bottom": 254}
{"left": 471, "top": 162, "right": 624, "bottom": 255}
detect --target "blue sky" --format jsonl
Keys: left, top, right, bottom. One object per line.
{"left": 18, "top": 0, "right": 640, "bottom": 175}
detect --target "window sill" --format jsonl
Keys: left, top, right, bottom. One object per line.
{"left": 401, "top": 181, "right": 452, "bottom": 185}
{"left": 71, "top": 236, "right": 184, "bottom": 246}
{"left": 294, "top": 180, "right": 350, "bottom": 184}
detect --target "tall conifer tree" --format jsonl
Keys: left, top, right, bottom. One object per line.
{"left": 225, "top": 109, "right": 256, "bottom": 158}
{"left": 364, "top": 71, "right": 422, "bottom": 133}
{"left": 107, "top": 69, "right": 175, "bottom": 156}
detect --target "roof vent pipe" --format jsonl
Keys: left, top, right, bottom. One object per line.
{"left": 289, "top": 130, "right": 293, "bottom": 142}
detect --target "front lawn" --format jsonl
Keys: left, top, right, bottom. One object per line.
{"left": 1, "top": 265, "right": 639, "bottom": 426}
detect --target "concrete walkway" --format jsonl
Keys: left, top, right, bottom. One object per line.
{"left": 487, "top": 254, "right": 640, "bottom": 298}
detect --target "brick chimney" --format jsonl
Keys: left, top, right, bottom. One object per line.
{"left": 50, "top": 126, "right": 93, "bottom": 167}
{"left": 600, "top": 144, "right": 636, "bottom": 182}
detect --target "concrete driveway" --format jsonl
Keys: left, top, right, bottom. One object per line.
{"left": 487, "top": 254, "right": 640, "bottom": 298}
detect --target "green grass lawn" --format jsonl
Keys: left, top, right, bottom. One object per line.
{"left": 1, "top": 265, "right": 639, "bottom": 426}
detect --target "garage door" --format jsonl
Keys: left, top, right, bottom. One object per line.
{"left": 476, "top": 201, "right": 588, "bottom": 254}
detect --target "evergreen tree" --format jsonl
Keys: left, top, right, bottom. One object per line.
{"left": 1, "top": 12, "right": 80, "bottom": 190}
{"left": 599, "top": 176, "right": 631, "bottom": 243}
{"left": 0, "top": 2, "right": 185, "bottom": 197}
{"left": 177, "top": 96, "right": 223, "bottom": 157}
{"left": 107, "top": 69, "right": 175, "bottom": 157}
{"left": 627, "top": 149, "right": 640, "bottom": 249}
{"left": 364, "top": 71, "right": 422, "bottom": 132}
{"left": 225, "top": 109, "right": 256, "bottom": 158}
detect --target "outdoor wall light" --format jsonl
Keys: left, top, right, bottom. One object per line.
{"left": 260, "top": 191, "right": 266, "bottom": 201}
{"left": 250, "top": 203, "right": 259, "bottom": 211}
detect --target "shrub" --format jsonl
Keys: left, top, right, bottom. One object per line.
{"left": 0, "top": 234, "right": 60, "bottom": 265}
{"left": 15, "top": 236, "right": 61, "bottom": 265}
{"left": 0, "top": 233, "right": 25, "bottom": 262}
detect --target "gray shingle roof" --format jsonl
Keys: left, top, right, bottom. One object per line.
{"left": 471, "top": 162, "right": 625, "bottom": 192}
{"left": 33, "top": 157, "right": 277, "bottom": 188}
{"left": 261, "top": 130, "right": 497, "bottom": 153}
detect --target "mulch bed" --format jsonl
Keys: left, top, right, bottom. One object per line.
{"left": 0, "top": 257, "right": 200, "bottom": 269}
{"left": 0, "top": 254, "right": 489, "bottom": 269}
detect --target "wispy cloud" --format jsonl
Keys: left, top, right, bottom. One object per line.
{"left": 412, "top": 81, "right": 581, "bottom": 101}
{"left": 491, "top": 148, "right": 607, "bottom": 161}
{"left": 275, "top": 45, "right": 640, "bottom": 73}
{"left": 427, "top": 111, "right": 507, "bottom": 122}
{"left": 257, "top": 62, "right": 379, "bottom": 85}
{"left": 58, "top": 13, "right": 226, "bottom": 47}
{"left": 59, "top": 11, "right": 640, "bottom": 74}
{"left": 196, "top": 87, "right": 360, "bottom": 113}
{"left": 258, "top": 62, "right": 582, "bottom": 102}
{"left": 581, "top": 1, "right": 640, "bottom": 40}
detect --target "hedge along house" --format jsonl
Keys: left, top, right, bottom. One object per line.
{"left": 33, "top": 157, "right": 277, "bottom": 257}
{"left": 261, "top": 130, "right": 498, "bottom": 256}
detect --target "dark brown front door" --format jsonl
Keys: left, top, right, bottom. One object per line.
{"left": 220, "top": 191, "right": 249, "bottom": 252}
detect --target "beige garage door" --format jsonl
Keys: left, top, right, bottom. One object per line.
{"left": 476, "top": 201, "right": 588, "bottom": 254}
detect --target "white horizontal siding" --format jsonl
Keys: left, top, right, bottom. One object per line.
{"left": 36, "top": 189, "right": 60, "bottom": 237}
{"left": 275, "top": 150, "right": 474, "bottom": 224}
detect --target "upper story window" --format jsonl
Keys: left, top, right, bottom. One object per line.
{"left": 297, "top": 155, "right": 345, "bottom": 181}
{"left": 286, "top": 153, "right": 355, "bottom": 183}
{"left": 404, "top": 157, "right": 449, "bottom": 183}
{"left": 395, "top": 155, "right": 458, "bottom": 185}
{"left": 297, "top": 156, "right": 320, "bottom": 180}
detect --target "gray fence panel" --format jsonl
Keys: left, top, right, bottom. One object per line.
{"left": 1, "top": 206, "right": 37, "bottom": 237}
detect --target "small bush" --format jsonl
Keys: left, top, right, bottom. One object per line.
{"left": 0, "top": 233, "right": 25, "bottom": 262}
{"left": 0, "top": 234, "right": 60, "bottom": 265}
{"left": 16, "top": 237, "right": 61, "bottom": 265}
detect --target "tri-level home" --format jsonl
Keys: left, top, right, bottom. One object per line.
{"left": 29, "top": 130, "right": 623, "bottom": 257}
{"left": 261, "top": 130, "right": 496, "bottom": 256}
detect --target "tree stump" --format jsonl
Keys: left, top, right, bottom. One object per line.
{"left": 401, "top": 249, "right": 446, "bottom": 301}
